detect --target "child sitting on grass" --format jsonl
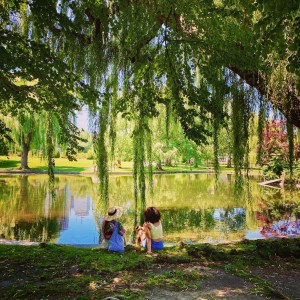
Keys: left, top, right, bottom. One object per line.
{"left": 102, "top": 206, "right": 126, "bottom": 252}
{"left": 135, "top": 206, "right": 164, "bottom": 253}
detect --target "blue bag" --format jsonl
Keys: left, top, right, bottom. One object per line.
{"left": 108, "top": 221, "right": 124, "bottom": 253}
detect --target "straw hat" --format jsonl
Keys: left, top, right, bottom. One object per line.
{"left": 104, "top": 206, "right": 123, "bottom": 221}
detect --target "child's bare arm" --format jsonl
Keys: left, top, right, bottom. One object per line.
{"left": 143, "top": 223, "right": 151, "bottom": 239}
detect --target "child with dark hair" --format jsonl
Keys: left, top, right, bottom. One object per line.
{"left": 136, "top": 206, "right": 164, "bottom": 253}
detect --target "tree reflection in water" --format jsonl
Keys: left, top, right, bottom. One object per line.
{"left": 256, "top": 188, "right": 300, "bottom": 238}
{"left": 0, "top": 174, "right": 300, "bottom": 244}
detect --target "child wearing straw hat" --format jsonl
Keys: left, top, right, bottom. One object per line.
{"left": 102, "top": 206, "right": 126, "bottom": 250}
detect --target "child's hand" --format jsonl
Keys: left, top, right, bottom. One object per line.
{"left": 143, "top": 222, "right": 151, "bottom": 229}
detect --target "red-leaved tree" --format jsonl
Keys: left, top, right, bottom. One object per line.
{"left": 259, "top": 120, "right": 300, "bottom": 165}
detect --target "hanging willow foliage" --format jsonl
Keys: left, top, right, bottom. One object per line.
{"left": 46, "top": 111, "right": 56, "bottom": 199}
{"left": 244, "top": 87, "right": 255, "bottom": 173}
{"left": 231, "top": 76, "right": 252, "bottom": 189}
{"left": 46, "top": 111, "right": 54, "bottom": 179}
{"left": 165, "top": 101, "right": 171, "bottom": 146}
{"left": 109, "top": 84, "right": 118, "bottom": 168}
{"left": 95, "top": 97, "right": 109, "bottom": 203}
{"left": 211, "top": 79, "right": 225, "bottom": 178}
{"left": 256, "top": 94, "right": 266, "bottom": 165}
{"left": 4, "top": 0, "right": 300, "bottom": 212}
{"left": 145, "top": 123, "right": 153, "bottom": 195}
{"left": 133, "top": 111, "right": 147, "bottom": 219}
{"left": 212, "top": 87, "right": 220, "bottom": 179}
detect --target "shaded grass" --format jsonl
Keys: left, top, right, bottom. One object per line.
{"left": 0, "top": 159, "right": 19, "bottom": 169}
{"left": 145, "top": 269, "right": 203, "bottom": 290}
{"left": 0, "top": 239, "right": 300, "bottom": 299}
{"left": 186, "top": 239, "right": 300, "bottom": 299}
{"left": 0, "top": 244, "right": 151, "bottom": 299}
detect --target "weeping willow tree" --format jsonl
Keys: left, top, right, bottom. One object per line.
{"left": 0, "top": 119, "right": 12, "bottom": 156}
{"left": 18, "top": 111, "right": 35, "bottom": 169}
{"left": 2, "top": 108, "right": 81, "bottom": 173}
{"left": 3, "top": 110, "right": 45, "bottom": 169}
{"left": 1, "top": 0, "right": 299, "bottom": 206}
{"left": 0, "top": 0, "right": 96, "bottom": 173}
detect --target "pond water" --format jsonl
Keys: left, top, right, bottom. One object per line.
{"left": 0, "top": 173, "right": 300, "bottom": 246}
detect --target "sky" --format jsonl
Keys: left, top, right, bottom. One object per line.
{"left": 76, "top": 108, "right": 89, "bottom": 131}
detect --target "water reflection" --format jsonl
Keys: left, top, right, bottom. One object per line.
{"left": 0, "top": 174, "right": 300, "bottom": 245}
{"left": 58, "top": 195, "right": 100, "bottom": 245}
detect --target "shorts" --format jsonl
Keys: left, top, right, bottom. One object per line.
{"left": 151, "top": 240, "right": 164, "bottom": 250}
{"left": 141, "top": 239, "right": 164, "bottom": 250}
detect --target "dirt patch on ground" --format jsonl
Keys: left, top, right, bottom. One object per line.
{"left": 106, "top": 262, "right": 267, "bottom": 299}
{"left": 115, "top": 258, "right": 300, "bottom": 300}
{"left": 145, "top": 270, "right": 266, "bottom": 300}
{"left": 249, "top": 260, "right": 300, "bottom": 300}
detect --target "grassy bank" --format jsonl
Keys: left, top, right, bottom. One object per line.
{"left": 0, "top": 156, "right": 94, "bottom": 173}
{"left": 0, "top": 239, "right": 299, "bottom": 299}
{"left": 0, "top": 156, "right": 261, "bottom": 175}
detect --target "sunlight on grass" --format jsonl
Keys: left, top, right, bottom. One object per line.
{"left": 0, "top": 156, "right": 260, "bottom": 174}
{"left": 0, "top": 156, "right": 94, "bottom": 172}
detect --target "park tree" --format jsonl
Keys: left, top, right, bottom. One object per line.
{"left": 0, "top": 0, "right": 97, "bottom": 172}
{"left": 2, "top": 110, "right": 84, "bottom": 170}
{"left": 260, "top": 120, "right": 300, "bottom": 172}
{"left": 1, "top": 0, "right": 299, "bottom": 205}
{"left": 0, "top": 119, "right": 12, "bottom": 156}
{"left": 18, "top": 111, "right": 36, "bottom": 169}
{"left": 151, "top": 103, "right": 199, "bottom": 169}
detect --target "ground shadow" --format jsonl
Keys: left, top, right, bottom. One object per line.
{"left": 0, "top": 159, "right": 20, "bottom": 168}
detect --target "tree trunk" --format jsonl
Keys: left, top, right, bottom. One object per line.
{"left": 19, "top": 113, "right": 35, "bottom": 170}
{"left": 20, "top": 143, "right": 30, "bottom": 169}
{"left": 172, "top": 14, "right": 300, "bottom": 128}
{"left": 156, "top": 160, "right": 163, "bottom": 171}
{"left": 228, "top": 66, "right": 300, "bottom": 128}
{"left": 165, "top": 157, "right": 172, "bottom": 166}
{"left": 227, "top": 154, "right": 232, "bottom": 168}
{"left": 20, "top": 130, "right": 32, "bottom": 170}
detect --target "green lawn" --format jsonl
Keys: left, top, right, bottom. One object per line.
{"left": 0, "top": 158, "right": 19, "bottom": 169}
{"left": 0, "top": 156, "right": 262, "bottom": 174}
{"left": 0, "top": 156, "right": 94, "bottom": 173}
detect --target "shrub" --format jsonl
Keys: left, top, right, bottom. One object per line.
{"left": 263, "top": 151, "right": 287, "bottom": 179}
{"left": 53, "top": 151, "right": 60, "bottom": 158}
{"left": 285, "top": 160, "right": 300, "bottom": 183}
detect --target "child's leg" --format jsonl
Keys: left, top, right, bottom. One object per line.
{"left": 146, "top": 237, "right": 152, "bottom": 253}
{"left": 135, "top": 227, "right": 146, "bottom": 247}
{"left": 123, "top": 233, "right": 126, "bottom": 246}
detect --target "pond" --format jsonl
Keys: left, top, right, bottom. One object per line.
{"left": 0, "top": 173, "right": 300, "bottom": 246}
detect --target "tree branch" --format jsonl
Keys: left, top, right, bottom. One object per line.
{"left": 228, "top": 65, "right": 300, "bottom": 128}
